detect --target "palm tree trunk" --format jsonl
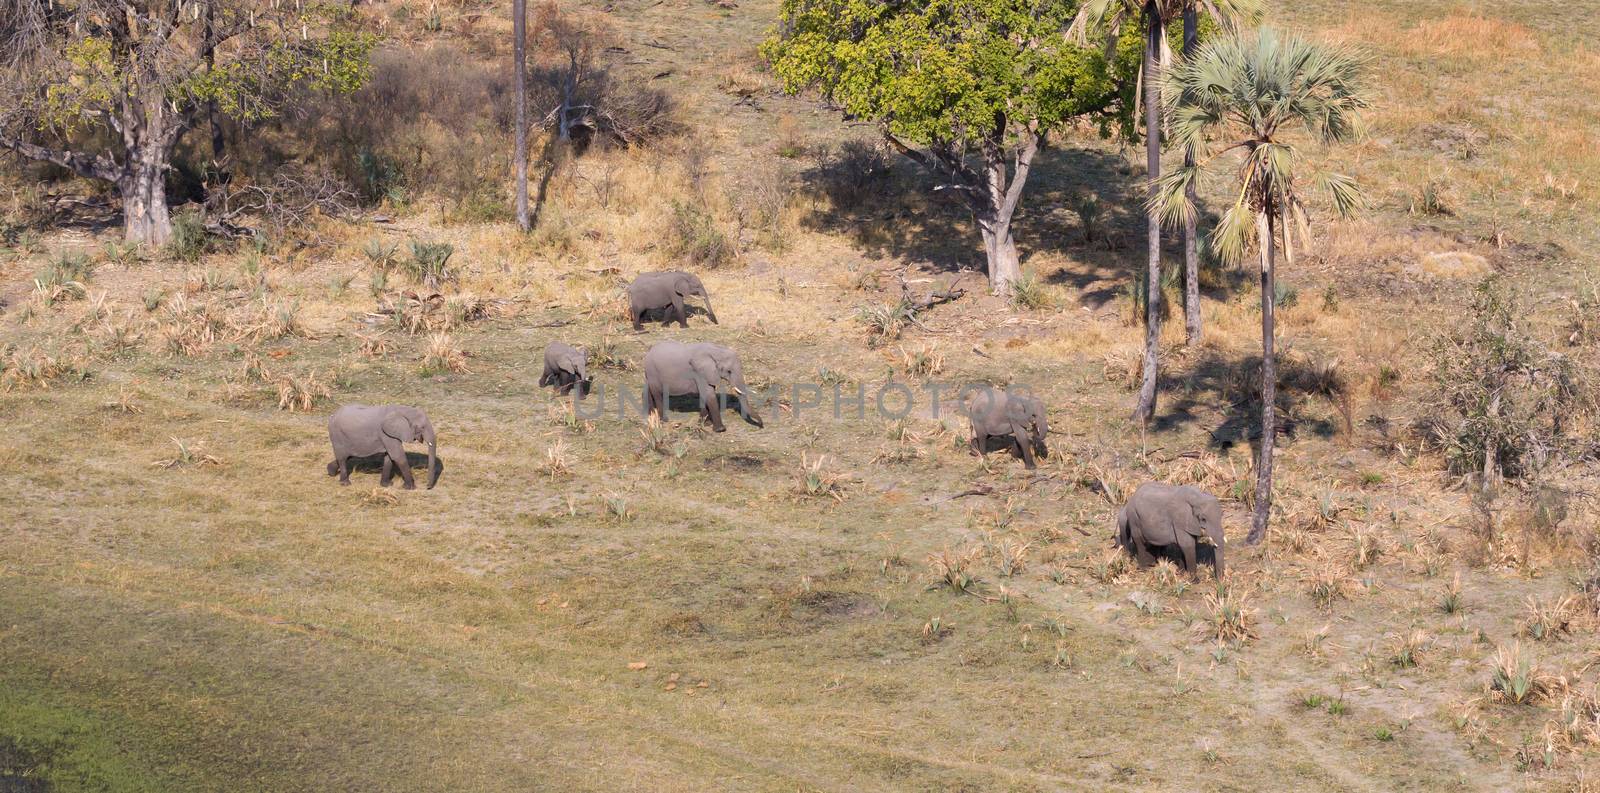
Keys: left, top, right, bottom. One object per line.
{"left": 1132, "top": 1, "right": 1164, "bottom": 424}
{"left": 1181, "top": 5, "right": 1201, "bottom": 345}
{"left": 1248, "top": 209, "right": 1277, "bottom": 545}
{"left": 513, "top": 0, "right": 530, "bottom": 231}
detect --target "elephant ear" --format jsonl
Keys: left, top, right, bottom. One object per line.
{"left": 673, "top": 274, "right": 694, "bottom": 296}
{"left": 381, "top": 412, "right": 414, "bottom": 442}
{"left": 689, "top": 351, "right": 719, "bottom": 384}
{"left": 1178, "top": 492, "right": 1209, "bottom": 538}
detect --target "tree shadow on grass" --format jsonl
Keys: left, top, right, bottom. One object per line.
{"left": 798, "top": 140, "right": 1246, "bottom": 309}
{"left": 1151, "top": 348, "right": 1344, "bottom": 451}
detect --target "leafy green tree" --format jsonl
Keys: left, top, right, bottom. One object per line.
{"left": 1069, "top": 0, "right": 1258, "bottom": 423}
{"left": 1153, "top": 28, "right": 1367, "bottom": 544}
{"left": 0, "top": 2, "right": 374, "bottom": 245}
{"left": 763, "top": 0, "right": 1124, "bottom": 294}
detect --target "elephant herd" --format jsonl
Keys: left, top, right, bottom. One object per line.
{"left": 324, "top": 270, "right": 1226, "bottom": 579}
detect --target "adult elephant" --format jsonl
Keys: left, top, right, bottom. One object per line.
{"left": 326, "top": 405, "right": 440, "bottom": 489}
{"left": 1116, "top": 482, "right": 1225, "bottom": 579}
{"left": 627, "top": 271, "right": 717, "bottom": 330}
{"left": 963, "top": 387, "right": 1049, "bottom": 469}
{"left": 642, "top": 341, "right": 761, "bottom": 432}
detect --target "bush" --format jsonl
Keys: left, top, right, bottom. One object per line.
{"left": 667, "top": 202, "right": 735, "bottom": 268}
{"left": 167, "top": 211, "right": 210, "bottom": 262}
{"left": 1420, "top": 276, "right": 1593, "bottom": 480}
{"left": 403, "top": 240, "right": 457, "bottom": 289}
{"left": 32, "top": 252, "right": 94, "bottom": 303}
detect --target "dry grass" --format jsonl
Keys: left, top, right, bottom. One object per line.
{"left": 275, "top": 371, "right": 331, "bottom": 412}
{"left": 420, "top": 333, "right": 470, "bottom": 375}
{"left": 1487, "top": 642, "right": 1557, "bottom": 706}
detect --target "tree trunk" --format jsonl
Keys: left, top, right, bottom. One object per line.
{"left": 1248, "top": 209, "right": 1277, "bottom": 546}
{"left": 513, "top": 0, "right": 530, "bottom": 231}
{"left": 1132, "top": 3, "right": 1164, "bottom": 424}
{"left": 203, "top": 0, "right": 224, "bottom": 160}
{"left": 981, "top": 223, "right": 1022, "bottom": 294}
{"left": 119, "top": 144, "right": 172, "bottom": 245}
{"left": 1181, "top": 5, "right": 1201, "bottom": 345}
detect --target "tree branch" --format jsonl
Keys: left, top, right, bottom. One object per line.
{"left": 0, "top": 133, "right": 120, "bottom": 182}
{"left": 998, "top": 129, "right": 1040, "bottom": 222}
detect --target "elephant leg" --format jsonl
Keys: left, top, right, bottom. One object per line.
{"left": 379, "top": 455, "right": 394, "bottom": 487}
{"left": 1014, "top": 434, "right": 1037, "bottom": 469}
{"left": 1132, "top": 535, "right": 1156, "bottom": 568}
{"left": 1176, "top": 534, "right": 1199, "bottom": 578}
{"left": 333, "top": 457, "right": 351, "bottom": 485}
{"left": 327, "top": 459, "right": 338, "bottom": 477}
{"left": 671, "top": 294, "right": 689, "bottom": 328}
{"left": 700, "top": 384, "right": 726, "bottom": 432}
{"left": 557, "top": 373, "right": 574, "bottom": 395}
{"left": 970, "top": 432, "right": 983, "bottom": 457}
{"left": 648, "top": 382, "right": 665, "bottom": 421}
{"left": 383, "top": 437, "right": 416, "bottom": 490}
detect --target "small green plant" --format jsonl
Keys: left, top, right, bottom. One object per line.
{"left": 1009, "top": 271, "right": 1052, "bottom": 310}
{"left": 1326, "top": 698, "right": 1349, "bottom": 717}
{"left": 368, "top": 269, "right": 389, "bottom": 299}
{"left": 329, "top": 273, "right": 355, "bottom": 299}
{"left": 1518, "top": 595, "right": 1578, "bottom": 641}
{"left": 1358, "top": 470, "right": 1384, "bottom": 486}
{"left": 603, "top": 493, "right": 632, "bottom": 523}
{"left": 32, "top": 252, "right": 95, "bottom": 304}
{"left": 403, "top": 240, "right": 457, "bottom": 289}
{"left": 101, "top": 240, "right": 144, "bottom": 267}
{"left": 856, "top": 299, "right": 917, "bottom": 347}
{"left": 1298, "top": 693, "right": 1328, "bottom": 710}
{"left": 926, "top": 545, "right": 985, "bottom": 597}
{"left": 1273, "top": 280, "right": 1299, "bottom": 309}
{"left": 1438, "top": 571, "right": 1463, "bottom": 614}
{"left": 1388, "top": 628, "right": 1427, "bottom": 669}
{"left": 1072, "top": 194, "right": 1102, "bottom": 244}
{"left": 1409, "top": 181, "right": 1450, "bottom": 216}
{"left": 1306, "top": 566, "right": 1346, "bottom": 610}
{"left": 1373, "top": 727, "right": 1394, "bottom": 742}
{"left": 363, "top": 238, "right": 400, "bottom": 270}
{"left": 798, "top": 453, "right": 848, "bottom": 502}
{"left": 1320, "top": 285, "right": 1339, "bottom": 313}
{"left": 167, "top": 210, "right": 210, "bottom": 262}
{"left": 1489, "top": 642, "right": 1549, "bottom": 705}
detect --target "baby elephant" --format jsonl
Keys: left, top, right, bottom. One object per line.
{"left": 642, "top": 341, "right": 761, "bottom": 432}
{"left": 1117, "top": 482, "right": 1225, "bottom": 579}
{"left": 627, "top": 271, "right": 717, "bottom": 330}
{"left": 963, "top": 387, "right": 1049, "bottom": 469}
{"left": 539, "top": 341, "right": 591, "bottom": 397}
{"left": 326, "top": 404, "right": 439, "bottom": 489}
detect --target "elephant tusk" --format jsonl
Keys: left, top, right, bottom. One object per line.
{"left": 729, "top": 385, "right": 744, "bottom": 396}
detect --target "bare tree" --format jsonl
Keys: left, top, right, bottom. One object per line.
{"left": 0, "top": 1, "right": 374, "bottom": 244}
{"left": 514, "top": 0, "right": 530, "bottom": 231}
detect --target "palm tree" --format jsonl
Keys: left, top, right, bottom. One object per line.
{"left": 1069, "top": 0, "right": 1259, "bottom": 424}
{"left": 1153, "top": 28, "right": 1367, "bottom": 544}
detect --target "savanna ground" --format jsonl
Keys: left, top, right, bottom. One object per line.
{"left": 4, "top": 0, "right": 1600, "bottom": 790}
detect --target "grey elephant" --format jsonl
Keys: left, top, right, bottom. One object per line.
{"left": 642, "top": 341, "right": 761, "bottom": 431}
{"left": 963, "top": 387, "right": 1049, "bottom": 469}
{"left": 1116, "top": 482, "right": 1225, "bottom": 579}
{"left": 326, "top": 404, "right": 439, "bottom": 489}
{"left": 539, "top": 341, "right": 591, "bottom": 397}
{"left": 627, "top": 271, "right": 717, "bottom": 330}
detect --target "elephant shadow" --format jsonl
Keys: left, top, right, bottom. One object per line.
{"left": 636, "top": 304, "right": 712, "bottom": 325}
{"left": 341, "top": 451, "right": 443, "bottom": 479}
{"left": 1114, "top": 535, "right": 1218, "bottom": 569}
{"left": 663, "top": 393, "right": 757, "bottom": 419}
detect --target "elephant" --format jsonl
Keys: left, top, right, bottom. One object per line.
{"left": 326, "top": 405, "right": 439, "bottom": 489}
{"left": 627, "top": 271, "right": 717, "bottom": 330}
{"left": 963, "top": 387, "right": 1049, "bottom": 469}
{"left": 1116, "top": 482, "right": 1225, "bottom": 579}
{"left": 539, "top": 341, "right": 591, "bottom": 397}
{"left": 642, "top": 341, "right": 761, "bottom": 432}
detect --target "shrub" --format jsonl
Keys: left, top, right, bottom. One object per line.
{"left": 1010, "top": 271, "right": 1053, "bottom": 310}
{"left": 32, "top": 252, "right": 95, "bottom": 304}
{"left": 403, "top": 240, "right": 457, "bottom": 289}
{"left": 1421, "top": 276, "right": 1593, "bottom": 480}
{"left": 167, "top": 210, "right": 210, "bottom": 262}
{"left": 667, "top": 202, "right": 735, "bottom": 268}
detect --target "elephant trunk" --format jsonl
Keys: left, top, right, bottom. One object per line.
{"left": 424, "top": 424, "right": 439, "bottom": 489}
{"left": 702, "top": 293, "right": 718, "bottom": 325}
{"left": 1213, "top": 542, "right": 1225, "bottom": 580}
{"left": 732, "top": 372, "right": 761, "bottom": 427}
{"left": 575, "top": 360, "right": 591, "bottom": 398}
